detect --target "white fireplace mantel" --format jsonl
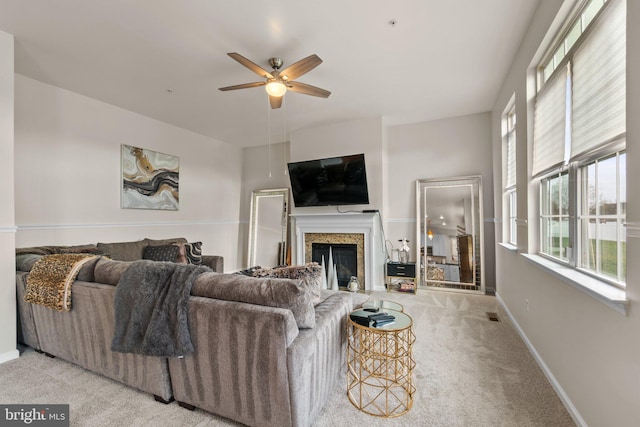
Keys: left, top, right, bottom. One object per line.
{"left": 291, "top": 213, "right": 386, "bottom": 291}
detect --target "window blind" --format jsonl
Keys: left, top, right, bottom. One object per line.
{"left": 572, "top": 0, "right": 625, "bottom": 159}
{"left": 533, "top": 68, "right": 567, "bottom": 175}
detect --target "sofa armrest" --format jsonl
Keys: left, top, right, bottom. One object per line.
{"left": 287, "top": 292, "right": 352, "bottom": 427}
{"left": 201, "top": 255, "right": 223, "bottom": 272}
{"left": 168, "top": 297, "right": 299, "bottom": 426}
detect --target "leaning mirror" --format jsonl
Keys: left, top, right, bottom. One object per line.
{"left": 415, "top": 176, "right": 484, "bottom": 293}
{"left": 248, "top": 188, "right": 289, "bottom": 267}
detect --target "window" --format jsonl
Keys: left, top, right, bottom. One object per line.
{"left": 533, "top": 0, "right": 626, "bottom": 287}
{"left": 579, "top": 152, "right": 626, "bottom": 284}
{"left": 540, "top": 172, "right": 569, "bottom": 261}
{"left": 541, "top": 0, "right": 608, "bottom": 83}
{"left": 502, "top": 101, "right": 517, "bottom": 246}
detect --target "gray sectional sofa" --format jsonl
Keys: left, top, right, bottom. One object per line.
{"left": 15, "top": 238, "right": 356, "bottom": 427}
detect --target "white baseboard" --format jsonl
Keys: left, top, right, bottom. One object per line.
{"left": 0, "top": 349, "right": 19, "bottom": 365}
{"left": 496, "top": 293, "right": 588, "bottom": 427}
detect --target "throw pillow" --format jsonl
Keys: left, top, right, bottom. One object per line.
{"left": 142, "top": 244, "right": 179, "bottom": 262}
{"left": 172, "top": 242, "right": 202, "bottom": 265}
{"left": 252, "top": 263, "right": 322, "bottom": 304}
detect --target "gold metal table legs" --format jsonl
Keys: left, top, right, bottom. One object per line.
{"left": 347, "top": 313, "right": 416, "bottom": 417}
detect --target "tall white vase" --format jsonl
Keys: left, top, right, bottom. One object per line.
{"left": 320, "top": 255, "right": 328, "bottom": 290}
{"left": 327, "top": 247, "right": 334, "bottom": 289}
{"left": 331, "top": 264, "right": 339, "bottom": 290}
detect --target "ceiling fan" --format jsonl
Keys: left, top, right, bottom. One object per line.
{"left": 218, "top": 52, "right": 331, "bottom": 109}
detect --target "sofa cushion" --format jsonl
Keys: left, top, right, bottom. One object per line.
{"left": 142, "top": 244, "right": 179, "bottom": 262}
{"left": 173, "top": 242, "right": 203, "bottom": 265}
{"left": 192, "top": 272, "right": 316, "bottom": 329}
{"left": 94, "top": 258, "right": 133, "bottom": 285}
{"left": 75, "top": 256, "right": 103, "bottom": 282}
{"left": 16, "top": 254, "right": 43, "bottom": 272}
{"left": 97, "top": 240, "right": 148, "bottom": 261}
{"left": 252, "top": 263, "right": 322, "bottom": 305}
{"left": 16, "top": 244, "right": 104, "bottom": 256}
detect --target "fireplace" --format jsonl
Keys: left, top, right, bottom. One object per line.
{"left": 311, "top": 243, "right": 357, "bottom": 286}
{"left": 305, "top": 233, "right": 365, "bottom": 286}
{"left": 292, "top": 213, "right": 385, "bottom": 291}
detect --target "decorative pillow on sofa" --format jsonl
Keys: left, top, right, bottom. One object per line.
{"left": 142, "top": 244, "right": 179, "bottom": 262}
{"left": 192, "top": 272, "right": 316, "bottom": 329}
{"left": 252, "top": 263, "right": 323, "bottom": 304}
{"left": 173, "top": 242, "right": 203, "bottom": 265}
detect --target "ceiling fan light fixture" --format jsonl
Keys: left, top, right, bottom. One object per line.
{"left": 265, "top": 80, "right": 287, "bottom": 97}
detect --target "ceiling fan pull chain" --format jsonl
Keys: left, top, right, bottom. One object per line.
{"left": 283, "top": 97, "right": 287, "bottom": 175}
{"left": 267, "top": 95, "right": 272, "bottom": 178}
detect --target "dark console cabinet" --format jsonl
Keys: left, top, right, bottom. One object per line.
{"left": 386, "top": 262, "right": 416, "bottom": 294}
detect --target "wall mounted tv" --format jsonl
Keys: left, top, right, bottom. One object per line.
{"left": 287, "top": 153, "right": 370, "bottom": 207}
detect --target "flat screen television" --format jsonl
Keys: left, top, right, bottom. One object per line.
{"left": 287, "top": 153, "right": 370, "bottom": 207}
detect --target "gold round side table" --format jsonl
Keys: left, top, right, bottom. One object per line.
{"left": 346, "top": 308, "right": 416, "bottom": 417}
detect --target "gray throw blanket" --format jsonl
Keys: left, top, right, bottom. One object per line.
{"left": 111, "top": 260, "right": 210, "bottom": 357}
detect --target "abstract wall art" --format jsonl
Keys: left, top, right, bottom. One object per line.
{"left": 121, "top": 144, "right": 179, "bottom": 210}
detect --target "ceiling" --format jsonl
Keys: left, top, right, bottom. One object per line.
{"left": 0, "top": 0, "right": 539, "bottom": 147}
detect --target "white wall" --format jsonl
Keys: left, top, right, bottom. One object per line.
{"left": 289, "top": 117, "right": 384, "bottom": 215}
{"left": 14, "top": 75, "right": 243, "bottom": 271}
{"left": 387, "top": 113, "right": 495, "bottom": 288}
{"left": 491, "top": 1, "right": 640, "bottom": 426}
{"left": 0, "top": 30, "right": 18, "bottom": 364}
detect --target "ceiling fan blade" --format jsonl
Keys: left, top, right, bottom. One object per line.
{"left": 278, "top": 54, "right": 322, "bottom": 81}
{"left": 269, "top": 95, "right": 283, "bottom": 109}
{"left": 227, "top": 52, "right": 275, "bottom": 79}
{"left": 218, "top": 81, "right": 266, "bottom": 91}
{"left": 287, "top": 81, "right": 331, "bottom": 98}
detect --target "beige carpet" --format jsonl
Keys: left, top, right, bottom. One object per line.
{"left": 0, "top": 290, "right": 575, "bottom": 426}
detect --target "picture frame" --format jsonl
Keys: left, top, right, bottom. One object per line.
{"left": 121, "top": 144, "right": 179, "bottom": 210}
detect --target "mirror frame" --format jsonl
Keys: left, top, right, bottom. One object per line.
{"left": 415, "top": 175, "right": 485, "bottom": 293}
{"left": 247, "top": 188, "right": 290, "bottom": 268}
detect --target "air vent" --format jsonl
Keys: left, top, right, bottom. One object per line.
{"left": 486, "top": 312, "right": 500, "bottom": 322}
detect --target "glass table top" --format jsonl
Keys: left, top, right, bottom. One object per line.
{"left": 349, "top": 308, "right": 412, "bottom": 331}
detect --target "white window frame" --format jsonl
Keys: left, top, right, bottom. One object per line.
{"left": 539, "top": 170, "right": 571, "bottom": 263}
{"left": 502, "top": 100, "right": 517, "bottom": 247}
